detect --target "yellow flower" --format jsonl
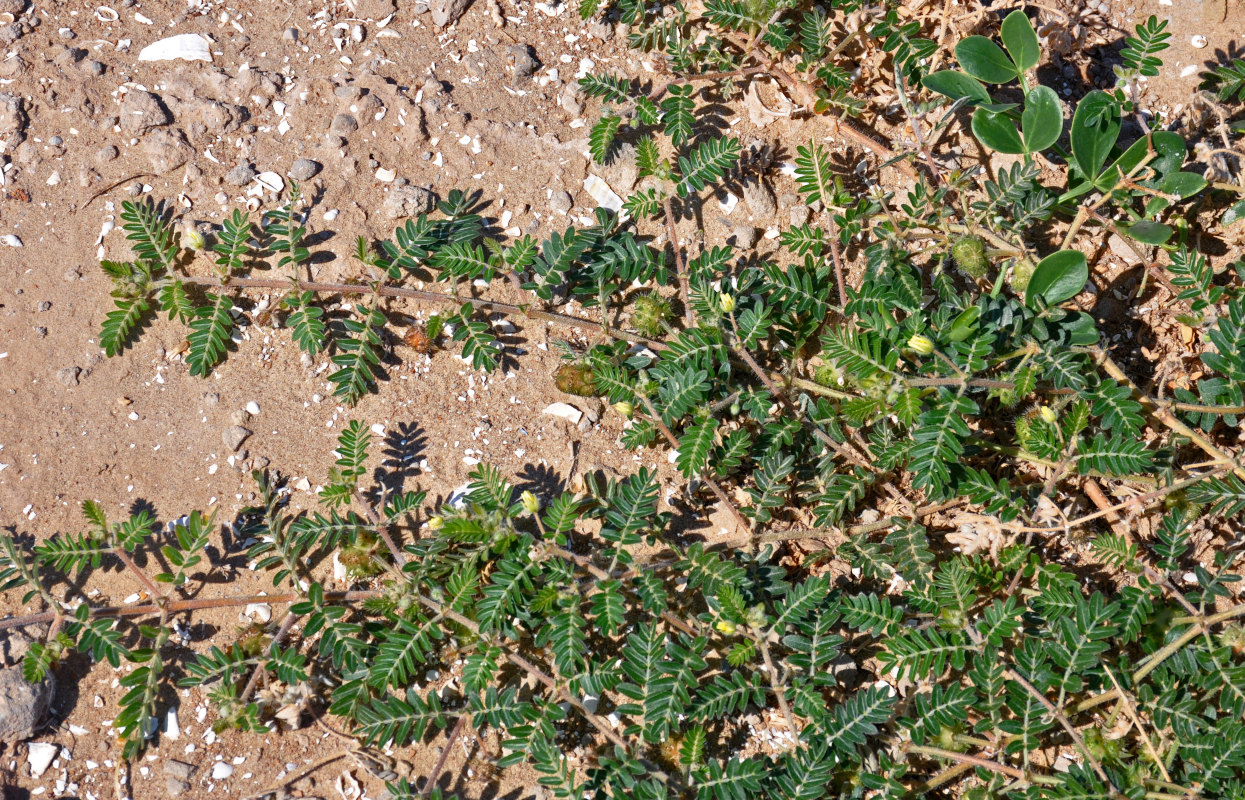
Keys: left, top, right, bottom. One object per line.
{"left": 714, "top": 619, "right": 737, "bottom": 635}
{"left": 520, "top": 490, "right": 540, "bottom": 514}
{"left": 428, "top": 515, "right": 444, "bottom": 530}
{"left": 1039, "top": 406, "right": 1056, "bottom": 424}
{"left": 907, "top": 334, "right": 934, "bottom": 355}
{"left": 719, "top": 293, "right": 736, "bottom": 313}
{"left": 613, "top": 401, "right": 634, "bottom": 418}
{"left": 183, "top": 227, "right": 206, "bottom": 252}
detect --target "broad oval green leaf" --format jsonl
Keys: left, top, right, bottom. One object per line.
{"left": 971, "top": 108, "right": 1025, "bottom": 154}
{"left": 1021, "top": 86, "right": 1063, "bottom": 153}
{"left": 1119, "top": 220, "right": 1173, "bottom": 245}
{"left": 1223, "top": 198, "right": 1245, "bottom": 226}
{"left": 1000, "top": 10, "right": 1040, "bottom": 73}
{"left": 922, "top": 70, "right": 991, "bottom": 106}
{"left": 956, "top": 36, "right": 1017, "bottom": 84}
{"left": 1026, "top": 250, "right": 1088, "bottom": 308}
{"left": 1070, "top": 91, "right": 1121, "bottom": 182}
{"left": 1063, "top": 311, "right": 1100, "bottom": 346}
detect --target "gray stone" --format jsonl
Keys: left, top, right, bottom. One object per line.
{"left": 0, "top": 665, "right": 53, "bottom": 743}
{"left": 383, "top": 182, "right": 435, "bottom": 219}
{"left": 550, "top": 190, "right": 573, "bottom": 214}
{"left": 0, "top": 0, "right": 25, "bottom": 16}
{"left": 601, "top": 143, "right": 638, "bottom": 193}
{"left": 289, "top": 158, "right": 321, "bottom": 181}
{"left": 0, "top": 92, "right": 27, "bottom": 146}
{"left": 222, "top": 426, "right": 252, "bottom": 452}
{"left": 164, "top": 759, "right": 196, "bottom": 782}
{"left": 166, "top": 777, "right": 190, "bottom": 796}
{"left": 732, "top": 223, "right": 756, "bottom": 250}
{"left": 282, "top": 27, "right": 299, "bottom": 43}
{"left": 225, "top": 164, "right": 256, "bottom": 186}
{"left": 558, "top": 84, "right": 584, "bottom": 116}
{"left": 119, "top": 89, "right": 171, "bottom": 136}
{"left": 830, "top": 655, "right": 858, "bottom": 688}
{"left": 431, "top": 0, "right": 472, "bottom": 27}
{"left": 588, "top": 19, "right": 614, "bottom": 40}
{"left": 329, "top": 113, "right": 358, "bottom": 136}
{"left": 56, "top": 366, "right": 80, "bottom": 387}
{"left": 789, "top": 204, "right": 811, "bottom": 227}
{"left": 334, "top": 85, "right": 363, "bottom": 101}
{"left": 141, "top": 128, "right": 192, "bottom": 173}
{"left": 742, "top": 178, "right": 776, "bottom": 220}
{"left": 508, "top": 44, "right": 540, "bottom": 80}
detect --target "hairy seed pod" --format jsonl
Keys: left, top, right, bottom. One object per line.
{"left": 632, "top": 293, "right": 672, "bottom": 337}
{"left": 1221, "top": 624, "right": 1245, "bottom": 655}
{"left": 951, "top": 235, "right": 988, "bottom": 278}
{"left": 1010, "top": 258, "right": 1037, "bottom": 293}
{"left": 813, "top": 362, "right": 844, "bottom": 388}
{"left": 554, "top": 363, "right": 598, "bottom": 396}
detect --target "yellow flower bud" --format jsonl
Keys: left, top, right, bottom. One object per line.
{"left": 719, "top": 293, "right": 736, "bottom": 313}
{"left": 520, "top": 490, "right": 540, "bottom": 514}
{"left": 714, "top": 619, "right": 737, "bottom": 635}
{"left": 428, "top": 515, "right": 444, "bottom": 531}
{"left": 1039, "top": 406, "right": 1056, "bottom": 424}
{"left": 613, "top": 401, "right": 634, "bottom": 418}
{"left": 907, "top": 334, "right": 935, "bottom": 356}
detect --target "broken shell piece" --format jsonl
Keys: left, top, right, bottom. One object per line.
{"left": 718, "top": 192, "right": 738, "bottom": 214}
{"left": 96, "top": 6, "right": 120, "bottom": 22}
{"left": 250, "top": 171, "right": 284, "bottom": 195}
{"left": 138, "top": 33, "right": 213, "bottom": 63}
{"left": 376, "top": 167, "right": 396, "bottom": 182}
{"left": 1, "top": 234, "right": 23, "bottom": 247}
{"left": 244, "top": 602, "right": 272, "bottom": 623}
{"left": 543, "top": 402, "right": 583, "bottom": 425}
{"left": 95, "top": 219, "right": 115, "bottom": 245}
{"left": 583, "top": 174, "right": 623, "bottom": 213}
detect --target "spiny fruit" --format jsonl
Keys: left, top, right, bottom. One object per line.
{"left": 403, "top": 324, "right": 438, "bottom": 354}
{"left": 555, "top": 363, "right": 597, "bottom": 396}
{"left": 632, "top": 293, "right": 672, "bottom": 337}
{"left": 950, "top": 234, "right": 988, "bottom": 279}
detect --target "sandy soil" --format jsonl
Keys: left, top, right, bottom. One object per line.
{"left": 0, "top": 0, "right": 1241, "bottom": 797}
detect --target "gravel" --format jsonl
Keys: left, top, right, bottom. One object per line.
{"left": 56, "top": 366, "right": 80, "bottom": 387}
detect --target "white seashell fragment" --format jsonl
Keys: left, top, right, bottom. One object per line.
{"left": 134, "top": 11, "right": 153, "bottom": 24}
{"left": 245, "top": 401, "right": 260, "bottom": 415}
{"left": 1192, "top": 35, "right": 1208, "bottom": 49}
{"left": 376, "top": 167, "right": 396, "bottom": 182}
{"left": 27, "top": 743, "right": 57, "bottom": 778}
{"left": 244, "top": 602, "right": 272, "bottom": 623}
{"left": 138, "top": 33, "right": 212, "bottom": 62}
{"left": 252, "top": 171, "right": 284, "bottom": 194}
{"left": 1, "top": 234, "right": 23, "bottom": 247}
{"left": 542, "top": 402, "right": 583, "bottom": 424}
{"left": 211, "top": 762, "right": 233, "bottom": 780}
{"left": 583, "top": 174, "right": 623, "bottom": 213}
{"left": 164, "top": 707, "right": 181, "bottom": 740}
{"left": 96, "top": 6, "right": 119, "bottom": 22}
{"left": 718, "top": 192, "right": 738, "bottom": 214}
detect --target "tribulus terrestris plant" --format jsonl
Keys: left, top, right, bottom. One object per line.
{"left": 4, "top": 3, "right": 1245, "bottom": 799}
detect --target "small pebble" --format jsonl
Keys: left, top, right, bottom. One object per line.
{"left": 225, "top": 164, "right": 256, "bottom": 186}
{"left": 330, "top": 113, "right": 358, "bottom": 135}
{"left": 288, "top": 158, "right": 321, "bottom": 181}
{"left": 549, "top": 190, "right": 572, "bottom": 214}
